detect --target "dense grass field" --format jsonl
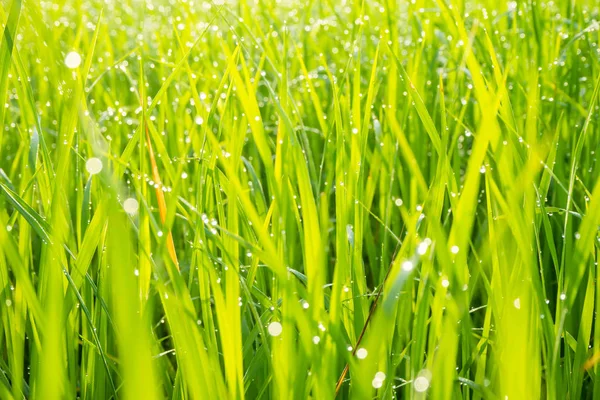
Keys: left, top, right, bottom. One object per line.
{"left": 1, "top": 0, "right": 600, "bottom": 398}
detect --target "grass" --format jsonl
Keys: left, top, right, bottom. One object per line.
{"left": 0, "top": 0, "right": 599, "bottom": 398}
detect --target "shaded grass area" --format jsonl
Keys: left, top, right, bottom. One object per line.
{"left": 0, "top": 0, "right": 600, "bottom": 398}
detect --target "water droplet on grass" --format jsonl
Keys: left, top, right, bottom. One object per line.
{"left": 346, "top": 224, "right": 354, "bottom": 245}
{"left": 65, "top": 51, "right": 82, "bottom": 69}
{"left": 356, "top": 348, "right": 368, "bottom": 359}
{"left": 372, "top": 371, "right": 386, "bottom": 388}
{"left": 86, "top": 157, "right": 103, "bottom": 175}
{"left": 513, "top": 298, "right": 521, "bottom": 309}
{"left": 414, "top": 376, "right": 430, "bottom": 392}
{"left": 123, "top": 198, "right": 139, "bottom": 215}
{"left": 268, "top": 321, "right": 282, "bottom": 337}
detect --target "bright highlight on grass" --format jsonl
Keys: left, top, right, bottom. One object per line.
{"left": 123, "top": 197, "right": 139, "bottom": 215}
{"left": 1, "top": 0, "right": 600, "bottom": 399}
{"left": 85, "top": 157, "right": 103, "bottom": 175}
{"left": 268, "top": 322, "right": 283, "bottom": 337}
{"left": 64, "top": 51, "right": 82, "bottom": 69}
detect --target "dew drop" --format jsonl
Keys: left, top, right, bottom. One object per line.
{"left": 414, "top": 376, "right": 430, "bottom": 392}
{"left": 356, "top": 348, "right": 368, "bottom": 359}
{"left": 268, "top": 321, "right": 282, "bottom": 337}
{"left": 85, "top": 157, "right": 103, "bottom": 175}
{"left": 513, "top": 298, "right": 521, "bottom": 309}
{"left": 65, "top": 51, "right": 82, "bottom": 69}
{"left": 123, "top": 198, "right": 139, "bottom": 215}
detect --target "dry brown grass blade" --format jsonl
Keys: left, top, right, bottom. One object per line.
{"left": 583, "top": 352, "right": 600, "bottom": 371}
{"left": 145, "top": 125, "right": 180, "bottom": 270}
{"left": 334, "top": 242, "right": 401, "bottom": 396}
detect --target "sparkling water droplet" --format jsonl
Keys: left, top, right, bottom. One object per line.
{"left": 86, "top": 157, "right": 103, "bottom": 175}
{"left": 417, "top": 241, "right": 429, "bottom": 255}
{"left": 375, "top": 372, "right": 386, "bottom": 381}
{"left": 513, "top": 298, "right": 521, "bottom": 309}
{"left": 268, "top": 321, "right": 282, "bottom": 337}
{"left": 356, "top": 348, "right": 368, "bottom": 359}
{"left": 346, "top": 224, "right": 354, "bottom": 245}
{"left": 414, "top": 376, "right": 430, "bottom": 392}
{"left": 123, "top": 198, "right": 139, "bottom": 215}
{"left": 65, "top": 51, "right": 82, "bottom": 69}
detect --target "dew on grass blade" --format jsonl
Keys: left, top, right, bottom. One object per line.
{"left": 123, "top": 198, "right": 139, "bottom": 215}
{"left": 372, "top": 371, "right": 386, "bottom": 388}
{"left": 417, "top": 239, "right": 431, "bottom": 255}
{"left": 65, "top": 51, "right": 82, "bottom": 69}
{"left": 414, "top": 369, "right": 432, "bottom": 393}
{"left": 356, "top": 348, "right": 368, "bottom": 359}
{"left": 513, "top": 298, "right": 521, "bottom": 309}
{"left": 346, "top": 224, "right": 354, "bottom": 245}
{"left": 268, "top": 322, "right": 282, "bottom": 337}
{"left": 414, "top": 376, "right": 430, "bottom": 392}
{"left": 86, "top": 158, "right": 103, "bottom": 175}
